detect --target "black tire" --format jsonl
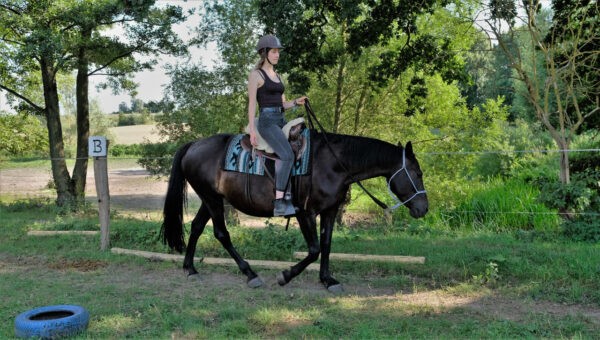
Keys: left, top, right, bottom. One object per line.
{"left": 15, "top": 305, "right": 89, "bottom": 339}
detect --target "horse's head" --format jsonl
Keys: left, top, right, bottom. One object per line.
{"left": 387, "top": 141, "right": 428, "bottom": 218}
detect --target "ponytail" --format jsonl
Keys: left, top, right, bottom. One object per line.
{"left": 254, "top": 50, "right": 268, "bottom": 70}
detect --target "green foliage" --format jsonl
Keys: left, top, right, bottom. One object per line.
{"left": 520, "top": 132, "right": 600, "bottom": 242}
{"left": 0, "top": 112, "right": 48, "bottom": 157}
{"left": 137, "top": 142, "right": 179, "bottom": 176}
{"left": 471, "top": 261, "right": 501, "bottom": 286}
{"left": 451, "top": 178, "right": 560, "bottom": 232}
{"left": 197, "top": 223, "right": 306, "bottom": 260}
{"left": 258, "top": 0, "right": 464, "bottom": 92}
{"left": 116, "top": 112, "right": 153, "bottom": 126}
{"left": 536, "top": 168, "right": 600, "bottom": 242}
{"left": 110, "top": 144, "right": 144, "bottom": 157}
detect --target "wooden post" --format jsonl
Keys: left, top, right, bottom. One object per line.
{"left": 89, "top": 136, "right": 110, "bottom": 250}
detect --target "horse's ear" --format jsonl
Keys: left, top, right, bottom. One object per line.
{"left": 397, "top": 141, "right": 404, "bottom": 149}
{"left": 406, "top": 141, "right": 414, "bottom": 156}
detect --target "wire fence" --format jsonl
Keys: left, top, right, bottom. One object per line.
{"left": 1, "top": 148, "right": 598, "bottom": 217}
{"left": 2, "top": 148, "right": 600, "bottom": 161}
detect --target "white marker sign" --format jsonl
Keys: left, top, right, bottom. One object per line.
{"left": 89, "top": 136, "right": 107, "bottom": 157}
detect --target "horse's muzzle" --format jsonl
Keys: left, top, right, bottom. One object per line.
{"left": 409, "top": 199, "right": 429, "bottom": 218}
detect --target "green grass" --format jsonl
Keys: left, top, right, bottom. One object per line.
{"left": 1, "top": 199, "right": 599, "bottom": 338}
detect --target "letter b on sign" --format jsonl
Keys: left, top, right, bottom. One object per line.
{"left": 89, "top": 136, "right": 107, "bottom": 157}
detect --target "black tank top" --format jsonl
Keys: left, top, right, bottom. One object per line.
{"left": 256, "top": 69, "right": 284, "bottom": 108}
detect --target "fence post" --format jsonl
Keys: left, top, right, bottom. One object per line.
{"left": 89, "top": 136, "right": 110, "bottom": 250}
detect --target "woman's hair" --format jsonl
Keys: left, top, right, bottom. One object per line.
{"left": 254, "top": 50, "right": 267, "bottom": 70}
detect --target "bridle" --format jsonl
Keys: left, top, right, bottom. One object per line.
{"left": 385, "top": 148, "right": 427, "bottom": 213}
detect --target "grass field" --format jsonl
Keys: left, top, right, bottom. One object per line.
{"left": 1, "top": 197, "right": 599, "bottom": 338}
{"left": 108, "top": 124, "right": 162, "bottom": 145}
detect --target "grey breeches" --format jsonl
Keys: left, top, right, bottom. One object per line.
{"left": 257, "top": 110, "right": 294, "bottom": 192}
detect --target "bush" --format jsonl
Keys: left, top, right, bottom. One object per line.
{"left": 117, "top": 112, "right": 153, "bottom": 127}
{"left": 137, "top": 142, "right": 179, "bottom": 176}
{"left": 110, "top": 144, "right": 144, "bottom": 157}
{"left": 563, "top": 217, "right": 600, "bottom": 243}
{"left": 536, "top": 168, "right": 600, "bottom": 243}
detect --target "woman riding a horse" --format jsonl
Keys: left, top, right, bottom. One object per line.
{"left": 160, "top": 34, "right": 428, "bottom": 292}
{"left": 247, "top": 34, "right": 307, "bottom": 216}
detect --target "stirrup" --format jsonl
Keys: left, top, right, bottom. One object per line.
{"left": 273, "top": 199, "right": 297, "bottom": 217}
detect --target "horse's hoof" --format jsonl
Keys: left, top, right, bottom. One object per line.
{"left": 187, "top": 273, "right": 201, "bottom": 281}
{"left": 277, "top": 272, "right": 287, "bottom": 286}
{"left": 327, "top": 283, "right": 344, "bottom": 294}
{"left": 247, "top": 276, "right": 264, "bottom": 288}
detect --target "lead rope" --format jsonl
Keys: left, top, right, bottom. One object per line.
{"left": 303, "top": 99, "right": 389, "bottom": 210}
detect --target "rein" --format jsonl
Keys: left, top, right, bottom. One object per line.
{"left": 303, "top": 100, "right": 425, "bottom": 212}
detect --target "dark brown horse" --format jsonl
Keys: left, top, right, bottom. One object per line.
{"left": 161, "top": 130, "right": 428, "bottom": 292}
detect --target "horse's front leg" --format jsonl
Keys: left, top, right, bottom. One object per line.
{"left": 184, "top": 204, "right": 211, "bottom": 279}
{"left": 277, "top": 212, "right": 319, "bottom": 286}
{"left": 319, "top": 205, "right": 343, "bottom": 293}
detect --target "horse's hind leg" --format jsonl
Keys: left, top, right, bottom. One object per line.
{"left": 205, "top": 198, "right": 263, "bottom": 288}
{"left": 183, "top": 204, "right": 211, "bottom": 279}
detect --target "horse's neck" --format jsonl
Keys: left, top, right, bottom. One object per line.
{"left": 322, "top": 133, "right": 400, "bottom": 182}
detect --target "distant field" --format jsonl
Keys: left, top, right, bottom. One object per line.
{"left": 108, "top": 124, "right": 162, "bottom": 145}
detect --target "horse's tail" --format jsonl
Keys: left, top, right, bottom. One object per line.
{"left": 160, "top": 142, "right": 194, "bottom": 253}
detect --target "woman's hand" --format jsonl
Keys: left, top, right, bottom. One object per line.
{"left": 294, "top": 96, "right": 308, "bottom": 106}
{"left": 250, "top": 130, "right": 258, "bottom": 146}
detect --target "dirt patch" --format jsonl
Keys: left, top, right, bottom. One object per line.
{"left": 0, "top": 165, "right": 169, "bottom": 211}
{"left": 47, "top": 258, "right": 108, "bottom": 272}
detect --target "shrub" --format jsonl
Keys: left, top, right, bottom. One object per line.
{"left": 536, "top": 168, "right": 600, "bottom": 243}
{"left": 110, "top": 144, "right": 144, "bottom": 157}
{"left": 137, "top": 142, "right": 179, "bottom": 176}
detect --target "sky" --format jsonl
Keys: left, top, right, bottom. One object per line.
{"left": 90, "top": 1, "right": 210, "bottom": 113}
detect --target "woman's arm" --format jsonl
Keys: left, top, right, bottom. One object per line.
{"left": 282, "top": 95, "right": 307, "bottom": 110}
{"left": 248, "top": 71, "right": 260, "bottom": 146}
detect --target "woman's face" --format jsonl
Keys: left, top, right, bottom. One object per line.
{"left": 267, "top": 48, "right": 280, "bottom": 65}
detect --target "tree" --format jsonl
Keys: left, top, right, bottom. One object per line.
{"left": 0, "top": 0, "right": 186, "bottom": 205}
{"left": 118, "top": 101, "right": 130, "bottom": 113}
{"left": 478, "top": 0, "right": 599, "bottom": 184}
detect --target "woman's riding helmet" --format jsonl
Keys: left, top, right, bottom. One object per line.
{"left": 256, "top": 34, "right": 283, "bottom": 54}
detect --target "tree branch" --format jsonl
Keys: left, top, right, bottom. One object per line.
{"left": 0, "top": 4, "right": 23, "bottom": 15}
{"left": 0, "top": 84, "right": 45, "bottom": 113}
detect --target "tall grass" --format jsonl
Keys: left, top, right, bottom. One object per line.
{"left": 448, "top": 178, "right": 560, "bottom": 232}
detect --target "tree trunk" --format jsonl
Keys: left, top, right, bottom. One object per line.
{"left": 354, "top": 85, "right": 368, "bottom": 134}
{"left": 332, "top": 57, "right": 346, "bottom": 133}
{"left": 40, "top": 57, "right": 74, "bottom": 206}
{"left": 72, "top": 29, "right": 92, "bottom": 204}
{"left": 557, "top": 139, "right": 570, "bottom": 185}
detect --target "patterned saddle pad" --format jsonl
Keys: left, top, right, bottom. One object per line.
{"left": 223, "top": 128, "right": 311, "bottom": 176}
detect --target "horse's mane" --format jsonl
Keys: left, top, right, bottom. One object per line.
{"left": 317, "top": 132, "right": 401, "bottom": 169}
